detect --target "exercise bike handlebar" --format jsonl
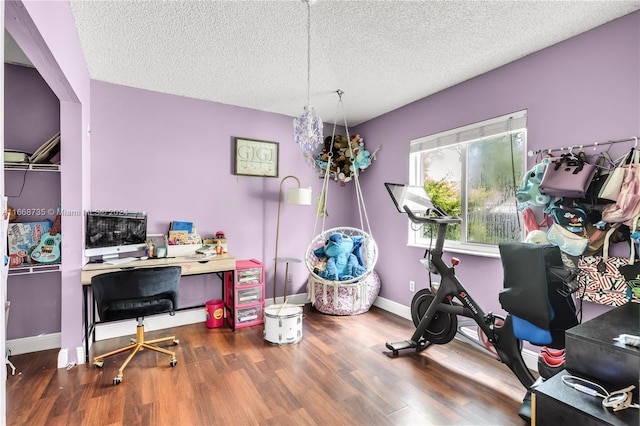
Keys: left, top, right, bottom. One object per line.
{"left": 403, "top": 205, "right": 462, "bottom": 225}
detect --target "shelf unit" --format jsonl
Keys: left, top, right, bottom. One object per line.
{"left": 5, "top": 163, "right": 61, "bottom": 272}
{"left": 5, "top": 163, "right": 60, "bottom": 172}
{"left": 224, "top": 259, "right": 265, "bottom": 331}
{"left": 7, "top": 264, "right": 60, "bottom": 276}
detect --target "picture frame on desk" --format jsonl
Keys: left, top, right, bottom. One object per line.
{"left": 233, "top": 137, "right": 279, "bottom": 178}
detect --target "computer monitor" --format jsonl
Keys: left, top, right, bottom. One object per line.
{"left": 384, "top": 183, "right": 447, "bottom": 217}
{"left": 384, "top": 182, "right": 437, "bottom": 216}
{"left": 84, "top": 211, "right": 147, "bottom": 261}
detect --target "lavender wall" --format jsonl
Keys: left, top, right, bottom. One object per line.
{"left": 353, "top": 11, "right": 639, "bottom": 322}
{"left": 89, "top": 81, "right": 351, "bottom": 308}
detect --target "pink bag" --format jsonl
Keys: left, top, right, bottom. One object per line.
{"left": 601, "top": 150, "right": 640, "bottom": 226}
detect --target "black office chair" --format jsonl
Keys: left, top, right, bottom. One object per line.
{"left": 91, "top": 266, "right": 181, "bottom": 385}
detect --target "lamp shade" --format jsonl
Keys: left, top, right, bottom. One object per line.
{"left": 286, "top": 187, "right": 312, "bottom": 205}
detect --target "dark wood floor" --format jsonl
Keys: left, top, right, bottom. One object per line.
{"left": 6, "top": 306, "right": 529, "bottom": 425}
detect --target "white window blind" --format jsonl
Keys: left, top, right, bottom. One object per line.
{"left": 410, "top": 110, "right": 527, "bottom": 153}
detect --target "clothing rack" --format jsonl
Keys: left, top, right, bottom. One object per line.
{"left": 528, "top": 136, "right": 639, "bottom": 157}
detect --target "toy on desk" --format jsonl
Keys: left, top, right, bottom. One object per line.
{"left": 214, "top": 240, "right": 227, "bottom": 255}
{"left": 146, "top": 240, "right": 155, "bottom": 258}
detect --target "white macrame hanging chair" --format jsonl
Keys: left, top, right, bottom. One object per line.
{"left": 305, "top": 91, "right": 378, "bottom": 308}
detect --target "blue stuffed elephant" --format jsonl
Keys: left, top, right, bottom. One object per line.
{"left": 314, "top": 233, "right": 366, "bottom": 281}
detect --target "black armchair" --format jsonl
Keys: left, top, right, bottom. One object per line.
{"left": 91, "top": 266, "right": 181, "bottom": 385}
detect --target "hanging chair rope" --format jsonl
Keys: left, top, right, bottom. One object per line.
{"left": 307, "top": 90, "right": 378, "bottom": 287}
{"left": 312, "top": 90, "right": 373, "bottom": 240}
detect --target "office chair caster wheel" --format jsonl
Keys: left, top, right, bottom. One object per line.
{"left": 173, "top": 339, "right": 179, "bottom": 345}
{"left": 113, "top": 375, "right": 122, "bottom": 385}
{"left": 170, "top": 358, "right": 177, "bottom": 367}
{"left": 93, "top": 360, "right": 104, "bottom": 368}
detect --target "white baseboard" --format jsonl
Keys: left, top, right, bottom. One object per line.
{"left": 76, "top": 346, "right": 85, "bottom": 365}
{"left": 373, "top": 295, "right": 411, "bottom": 320}
{"left": 95, "top": 293, "right": 312, "bottom": 340}
{"left": 95, "top": 307, "right": 207, "bottom": 341}
{"left": 265, "top": 293, "right": 310, "bottom": 307}
{"left": 7, "top": 332, "right": 61, "bottom": 356}
{"left": 57, "top": 348, "right": 68, "bottom": 369}
{"left": 522, "top": 348, "right": 538, "bottom": 372}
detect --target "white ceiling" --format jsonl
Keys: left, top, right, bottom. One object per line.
{"left": 13, "top": 1, "right": 640, "bottom": 126}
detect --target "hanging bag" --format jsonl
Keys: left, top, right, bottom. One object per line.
{"left": 538, "top": 152, "right": 597, "bottom": 199}
{"left": 547, "top": 223, "right": 589, "bottom": 256}
{"left": 598, "top": 151, "right": 632, "bottom": 202}
{"left": 619, "top": 217, "right": 640, "bottom": 299}
{"left": 577, "top": 222, "right": 639, "bottom": 306}
{"left": 601, "top": 150, "right": 640, "bottom": 226}
{"left": 585, "top": 151, "right": 615, "bottom": 205}
{"left": 548, "top": 199, "right": 588, "bottom": 233}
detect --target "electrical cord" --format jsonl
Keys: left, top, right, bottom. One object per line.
{"left": 6, "top": 165, "right": 30, "bottom": 198}
{"left": 561, "top": 375, "right": 640, "bottom": 412}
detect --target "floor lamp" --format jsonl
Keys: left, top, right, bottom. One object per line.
{"left": 273, "top": 175, "right": 312, "bottom": 304}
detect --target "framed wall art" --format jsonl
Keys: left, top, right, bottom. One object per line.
{"left": 233, "top": 137, "right": 279, "bottom": 178}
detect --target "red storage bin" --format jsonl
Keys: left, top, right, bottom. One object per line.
{"left": 205, "top": 299, "right": 224, "bottom": 328}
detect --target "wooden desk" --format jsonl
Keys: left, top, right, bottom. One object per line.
{"left": 81, "top": 254, "right": 236, "bottom": 284}
{"left": 81, "top": 254, "right": 236, "bottom": 362}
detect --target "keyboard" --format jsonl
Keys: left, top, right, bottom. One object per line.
{"left": 104, "top": 257, "right": 139, "bottom": 265}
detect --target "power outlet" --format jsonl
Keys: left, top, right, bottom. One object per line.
{"left": 287, "top": 273, "right": 293, "bottom": 284}
{"left": 409, "top": 280, "right": 415, "bottom": 292}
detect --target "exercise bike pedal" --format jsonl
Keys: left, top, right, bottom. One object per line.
{"left": 386, "top": 340, "right": 428, "bottom": 357}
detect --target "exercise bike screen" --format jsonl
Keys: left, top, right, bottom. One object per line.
{"left": 384, "top": 183, "right": 436, "bottom": 215}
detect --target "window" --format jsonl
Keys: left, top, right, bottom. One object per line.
{"left": 409, "top": 110, "right": 527, "bottom": 256}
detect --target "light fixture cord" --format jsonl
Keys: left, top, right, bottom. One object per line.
{"left": 306, "top": 0, "right": 311, "bottom": 106}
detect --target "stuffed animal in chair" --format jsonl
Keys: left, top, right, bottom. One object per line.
{"left": 313, "top": 233, "right": 366, "bottom": 281}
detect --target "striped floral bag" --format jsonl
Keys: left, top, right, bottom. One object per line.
{"left": 577, "top": 220, "right": 639, "bottom": 306}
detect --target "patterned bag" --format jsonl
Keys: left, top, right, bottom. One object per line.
{"left": 601, "top": 150, "right": 640, "bottom": 226}
{"left": 577, "top": 225, "right": 639, "bottom": 306}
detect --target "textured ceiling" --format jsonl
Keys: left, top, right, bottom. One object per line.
{"left": 63, "top": 1, "right": 640, "bottom": 126}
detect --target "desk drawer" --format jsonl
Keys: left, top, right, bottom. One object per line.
{"left": 237, "top": 286, "right": 262, "bottom": 304}
{"left": 178, "top": 258, "right": 235, "bottom": 275}
{"left": 237, "top": 305, "right": 262, "bottom": 324}
{"left": 236, "top": 267, "right": 261, "bottom": 285}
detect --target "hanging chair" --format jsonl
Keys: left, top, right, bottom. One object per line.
{"left": 306, "top": 227, "right": 379, "bottom": 315}
{"left": 305, "top": 90, "right": 380, "bottom": 315}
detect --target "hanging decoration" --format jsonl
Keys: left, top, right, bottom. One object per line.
{"left": 293, "top": 0, "right": 323, "bottom": 158}
{"left": 312, "top": 90, "right": 381, "bottom": 185}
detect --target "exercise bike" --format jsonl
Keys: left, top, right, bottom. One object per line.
{"left": 384, "top": 183, "right": 535, "bottom": 416}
